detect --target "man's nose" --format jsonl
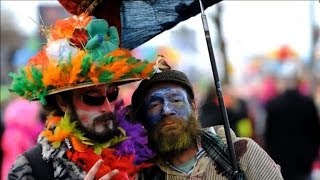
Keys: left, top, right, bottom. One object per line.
{"left": 100, "top": 99, "right": 113, "bottom": 112}
{"left": 162, "top": 101, "right": 176, "bottom": 116}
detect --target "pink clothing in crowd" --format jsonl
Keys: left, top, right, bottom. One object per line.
{"left": 1, "top": 98, "right": 44, "bottom": 180}
{"left": 259, "top": 76, "right": 278, "bottom": 105}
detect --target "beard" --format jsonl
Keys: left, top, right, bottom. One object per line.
{"left": 148, "top": 113, "right": 201, "bottom": 158}
{"left": 69, "top": 109, "right": 122, "bottom": 143}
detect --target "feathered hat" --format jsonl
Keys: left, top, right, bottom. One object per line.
{"left": 9, "top": 11, "right": 155, "bottom": 105}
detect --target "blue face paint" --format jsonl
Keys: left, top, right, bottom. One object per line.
{"left": 145, "top": 87, "right": 192, "bottom": 125}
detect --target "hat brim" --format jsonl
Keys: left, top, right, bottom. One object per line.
{"left": 46, "top": 77, "right": 141, "bottom": 96}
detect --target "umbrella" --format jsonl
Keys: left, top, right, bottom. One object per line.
{"left": 58, "top": 0, "right": 241, "bottom": 178}
{"left": 58, "top": 0, "right": 222, "bottom": 49}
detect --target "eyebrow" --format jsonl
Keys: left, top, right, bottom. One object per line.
{"left": 168, "top": 91, "right": 184, "bottom": 97}
{"left": 148, "top": 96, "right": 162, "bottom": 103}
{"left": 148, "top": 91, "right": 184, "bottom": 101}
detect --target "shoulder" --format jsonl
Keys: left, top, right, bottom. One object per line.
{"left": 236, "top": 137, "right": 283, "bottom": 179}
{"left": 8, "top": 155, "right": 34, "bottom": 180}
{"left": 205, "top": 127, "right": 283, "bottom": 179}
{"left": 235, "top": 137, "right": 273, "bottom": 161}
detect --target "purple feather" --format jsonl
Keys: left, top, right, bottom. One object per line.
{"left": 114, "top": 100, "right": 155, "bottom": 164}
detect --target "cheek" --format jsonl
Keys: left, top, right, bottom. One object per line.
{"left": 176, "top": 104, "right": 192, "bottom": 119}
{"left": 78, "top": 114, "right": 89, "bottom": 124}
{"left": 76, "top": 110, "right": 101, "bottom": 125}
{"left": 147, "top": 111, "right": 162, "bottom": 125}
{"left": 148, "top": 106, "right": 162, "bottom": 116}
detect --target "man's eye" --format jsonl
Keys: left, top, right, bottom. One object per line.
{"left": 106, "top": 86, "right": 119, "bottom": 102}
{"left": 173, "top": 99, "right": 182, "bottom": 103}
{"left": 149, "top": 102, "right": 160, "bottom": 108}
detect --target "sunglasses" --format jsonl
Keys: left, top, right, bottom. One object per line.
{"left": 81, "top": 86, "right": 119, "bottom": 106}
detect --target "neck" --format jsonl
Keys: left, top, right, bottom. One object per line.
{"left": 170, "top": 146, "right": 198, "bottom": 166}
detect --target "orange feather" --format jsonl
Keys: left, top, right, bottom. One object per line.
{"left": 70, "top": 136, "right": 88, "bottom": 152}
{"left": 69, "top": 51, "right": 86, "bottom": 84}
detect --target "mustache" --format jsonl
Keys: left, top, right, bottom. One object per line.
{"left": 159, "top": 116, "right": 184, "bottom": 126}
{"left": 151, "top": 116, "right": 185, "bottom": 139}
{"left": 93, "top": 112, "right": 115, "bottom": 122}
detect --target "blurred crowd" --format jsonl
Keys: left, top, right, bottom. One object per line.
{"left": 197, "top": 60, "right": 320, "bottom": 180}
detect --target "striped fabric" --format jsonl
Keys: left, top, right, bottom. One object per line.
{"left": 8, "top": 137, "right": 86, "bottom": 180}
{"left": 238, "top": 138, "right": 283, "bottom": 180}
{"left": 7, "top": 155, "right": 34, "bottom": 180}
{"left": 201, "top": 130, "right": 245, "bottom": 179}
{"left": 157, "top": 137, "right": 284, "bottom": 180}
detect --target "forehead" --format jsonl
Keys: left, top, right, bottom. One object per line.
{"left": 147, "top": 83, "right": 187, "bottom": 97}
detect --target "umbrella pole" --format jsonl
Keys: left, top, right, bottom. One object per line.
{"left": 198, "top": 0, "right": 239, "bottom": 178}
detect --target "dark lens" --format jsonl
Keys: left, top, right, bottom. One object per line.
{"left": 82, "top": 95, "right": 106, "bottom": 106}
{"left": 106, "top": 86, "right": 119, "bottom": 102}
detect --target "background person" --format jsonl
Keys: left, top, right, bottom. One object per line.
{"left": 264, "top": 61, "right": 320, "bottom": 180}
{"left": 1, "top": 98, "right": 44, "bottom": 180}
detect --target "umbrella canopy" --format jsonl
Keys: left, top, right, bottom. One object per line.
{"left": 58, "top": 0, "right": 222, "bottom": 49}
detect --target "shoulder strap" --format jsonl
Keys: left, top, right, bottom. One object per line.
{"left": 201, "top": 129, "right": 247, "bottom": 180}
{"left": 24, "top": 144, "right": 54, "bottom": 180}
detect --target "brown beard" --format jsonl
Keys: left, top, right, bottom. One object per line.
{"left": 148, "top": 113, "right": 201, "bottom": 159}
{"left": 69, "top": 109, "right": 121, "bottom": 143}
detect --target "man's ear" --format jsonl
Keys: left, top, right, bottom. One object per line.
{"left": 191, "top": 99, "right": 197, "bottom": 112}
{"left": 56, "top": 94, "right": 71, "bottom": 112}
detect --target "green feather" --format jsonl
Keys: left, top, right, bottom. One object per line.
{"left": 52, "top": 141, "right": 61, "bottom": 148}
{"left": 105, "top": 56, "right": 115, "bottom": 64}
{"left": 93, "top": 145, "right": 103, "bottom": 155}
{"left": 80, "top": 55, "right": 91, "bottom": 76}
{"left": 98, "top": 71, "right": 114, "bottom": 82}
{"left": 8, "top": 67, "right": 46, "bottom": 101}
{"left": 126, "top": 57, "right": 138, "bottom": 64}
{"left": 9, "top": 71, "right": 27, "bottom": 97}
{"left": 131, "top": 64, "right": 147, "bottom": 74}
{"left": 120, "top": 71, "right": 134, "bottom": 79}
{"left": 59, "top": 113, "right": 76, "bottom": 131}
{"left": 93, "top": 132, "right": 127, "bottom": 155}
{"left": 30, "top": 67, "right": 45, "bottom": 92}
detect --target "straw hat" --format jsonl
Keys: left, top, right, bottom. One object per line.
{"left": 9, "top": 14, "right": 155, "bottom": 105}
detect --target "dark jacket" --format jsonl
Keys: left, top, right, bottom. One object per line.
{"left": 265, "top": 89, "right": 320, "bottom": 179}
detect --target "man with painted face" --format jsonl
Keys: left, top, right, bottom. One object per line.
{"left": 131, "top": 68, "right": 284, "bottom": 180}
{"left": 7, "top": 14, "right": 155, "bottom": 180}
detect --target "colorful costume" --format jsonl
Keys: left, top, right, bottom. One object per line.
{"left": 8, "top": 13, "right": 156, "bottom": 180}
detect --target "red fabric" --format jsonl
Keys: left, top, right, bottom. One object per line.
{"left": 66, "top": 148, "right": 153, "bottom": 180}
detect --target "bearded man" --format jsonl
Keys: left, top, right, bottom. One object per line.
{"left": 131, "top": 69, "right": 284, "bottom": 180}
{"left": 7, "top": 14, "right": 155, "bottom": 180}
